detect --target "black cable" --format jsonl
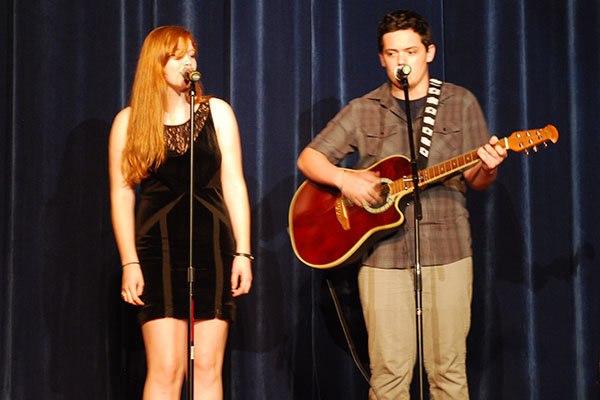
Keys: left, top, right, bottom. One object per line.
{"left": 326, "top": 278, "right": 381, "bottom": 400}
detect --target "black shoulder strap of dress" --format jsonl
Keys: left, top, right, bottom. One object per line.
{"left": 417, "top": 78, "right": 443, "bottom": 166}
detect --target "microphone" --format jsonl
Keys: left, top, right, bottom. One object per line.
{"left": 181, "top": 67, "right": 201, "bottom": 82}
{"left": 394, "top": 65, "right": 411, "bottom": 81}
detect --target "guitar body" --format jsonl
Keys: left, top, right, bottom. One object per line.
{"left": 289, "top": 155, "right": 412, "bottom": 269}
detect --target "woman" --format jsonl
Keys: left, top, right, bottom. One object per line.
{"left": 109, "top": 26, "right": 252, "bottom": 399}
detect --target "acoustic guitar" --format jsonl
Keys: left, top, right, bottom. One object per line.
{"left": 289, "top": 124, "right": 559, "bottom": 269}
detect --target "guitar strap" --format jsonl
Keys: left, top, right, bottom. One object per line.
{"left": 377, "top": 78, "right": 443, "bottom": 168}
{"left": 417, "top": 78, "right": 443, "bottom": 167}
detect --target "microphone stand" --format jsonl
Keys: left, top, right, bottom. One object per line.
{"left": 187, "top": 80, "right": 197, "bottom": 400}
{"left": 400, "top": 75, "right": 425, "bottom": 400}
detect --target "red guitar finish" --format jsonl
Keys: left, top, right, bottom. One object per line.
{"left": 289, "top": 125, "right": 558, "bottom": 269}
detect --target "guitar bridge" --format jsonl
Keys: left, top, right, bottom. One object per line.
{"left": 334, "top": 197, "right": 351, "bottom": 231}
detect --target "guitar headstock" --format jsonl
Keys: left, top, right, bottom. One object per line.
{"left": 504, "top": 124, "right": 559, "bottom": 154}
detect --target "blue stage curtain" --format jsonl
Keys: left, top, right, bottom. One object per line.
{"left": 1, "top": 0, "right": 598, "bottom": 399}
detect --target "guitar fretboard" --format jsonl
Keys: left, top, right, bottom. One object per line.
{"left": 384, "top": 124, "right": 557, "bottom": 197}
{"left": 389, "top": 149, "right": 482, "bottom": 195}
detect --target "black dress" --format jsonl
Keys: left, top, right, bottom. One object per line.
{"left": 135, "top": 101, "right": 236, "bottom": 325}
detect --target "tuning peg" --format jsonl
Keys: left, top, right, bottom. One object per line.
{"left": 543, "top": 142, "right": 548, "bottom": 148}
{"left": 525, "top": 149, "right": 530, "bottom": 156}
{"left": 533, "top": 146, "right": 538, "bottom": 153}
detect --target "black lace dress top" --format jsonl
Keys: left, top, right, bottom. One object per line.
{"left": 135, "top": 101, "right": 236, "bottom": 324}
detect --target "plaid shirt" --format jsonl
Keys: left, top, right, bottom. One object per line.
{"left": 308, "top": 81, "right": 490, "bottom": 268}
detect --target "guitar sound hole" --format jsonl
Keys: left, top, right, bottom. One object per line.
{"left": 363, "top": 178, "right": 394, "bottom": 214}
{"left": 372, "top": 182, "right": 390, "bottom": 208}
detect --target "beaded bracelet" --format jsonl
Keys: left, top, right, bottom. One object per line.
{"left": 233, "top": 252, "right": 254, "bottom": 261}
{"left": 122, "top": 261, "right": 140, "bottom": 268}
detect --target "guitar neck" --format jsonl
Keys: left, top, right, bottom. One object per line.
{"left": 389, "top": 148, "right": 483, "bottom": 195}
{"left": 389, "top": 136, "right": 521, "bottom": 194}
{"left": 387, "top": 124, "right": 558, "bottom": 197}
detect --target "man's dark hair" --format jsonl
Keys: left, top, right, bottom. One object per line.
{"left": 377, "top": 10, "right": 433, "bottom": 52}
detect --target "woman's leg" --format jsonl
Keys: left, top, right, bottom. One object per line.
{"left": 192, "top": 318, "right": 229, "bottom": 400}
{"left": 141, "top": 317, "right": 187, "bottom": 400}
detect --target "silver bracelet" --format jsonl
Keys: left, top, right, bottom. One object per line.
{"left": 233, "top": 252, "right": 254, "bottom": 261}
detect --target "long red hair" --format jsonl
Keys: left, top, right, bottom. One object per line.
{"left": 121, "top": 26, "right": 201, "bottom": 185}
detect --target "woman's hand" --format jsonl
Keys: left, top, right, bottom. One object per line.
{"left": 231, "top": 256, "right": 253, "bottom": 297}
{"left": 121, "top": 264, "right": 145, "bottom": 305}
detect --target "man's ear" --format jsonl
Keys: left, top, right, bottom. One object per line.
{"left": 426, "top": 44, "right": 436, "bottom": 63}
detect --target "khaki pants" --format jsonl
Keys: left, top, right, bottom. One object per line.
{"left": 358, "top": 257, "right": 473, "bottom": 400}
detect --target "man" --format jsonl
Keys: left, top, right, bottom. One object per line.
{"left": 297, "top": 10, "right": 507, "bottom": 400}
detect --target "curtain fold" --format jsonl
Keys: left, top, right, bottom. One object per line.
{"left": 1, "top": 1, "right": 598, "bottom": 399}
